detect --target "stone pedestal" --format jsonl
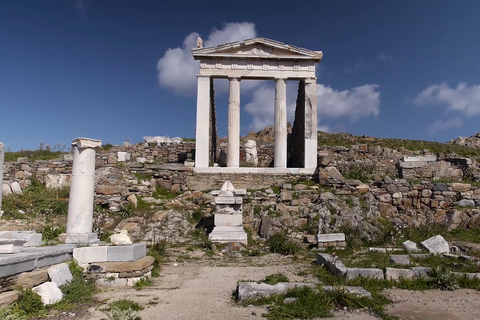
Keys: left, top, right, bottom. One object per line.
{"left": 63, "top": 138, "right": 101, "bottom": 244}
{"left": 209, "top": 181, "right": 247, "bottom": 244}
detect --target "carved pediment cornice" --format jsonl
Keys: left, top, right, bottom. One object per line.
{"left": 192, "top": 37, "right": 322, "bottom": 62}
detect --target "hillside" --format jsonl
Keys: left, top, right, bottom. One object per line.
{"left": 240, "top": 125, "right": 480, "bottom": 159}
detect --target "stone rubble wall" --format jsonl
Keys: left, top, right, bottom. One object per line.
{"left": 2, "top": 140, "right": 479, "bottom": 223}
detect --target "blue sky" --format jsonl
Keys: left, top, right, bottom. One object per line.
{"left": 1, "top": 0, "right": 480, "bottom": 151}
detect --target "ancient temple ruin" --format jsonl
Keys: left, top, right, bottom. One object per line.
{"left": 192, "top": 37, "right": 322, "bottom": 173}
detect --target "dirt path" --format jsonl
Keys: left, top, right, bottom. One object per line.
{"left": 75, "top": 252, "right": 480, "bottom": 320}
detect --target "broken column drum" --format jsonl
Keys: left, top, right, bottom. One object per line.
{"left": 65, "top": 138, "right": 101, "bottom": 244}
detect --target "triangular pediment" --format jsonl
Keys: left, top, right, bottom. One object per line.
{"left": 192, "top": 37, "right": 322, "bottom": 61}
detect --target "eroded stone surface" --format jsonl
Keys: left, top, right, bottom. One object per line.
{"left": 421, "top": 235, "right": 449, "bottom": 254}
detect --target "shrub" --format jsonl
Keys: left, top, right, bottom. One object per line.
{"left": 428, "top": 265, "right": 458, "bottom": 291}
{"left": 133, "top": 277, "right": 152, "bottom": 290}
{"left": 147, "top": 240, "right": 168, "bottom": 277}
{"left": 106, "top": 299, "right": 143, "bottom": 312}
{"left": 262, "top": 273, "right": 289, "bottom": 285}
{"left": 103, "top": 306, "right": 141, "bottom": 320}
{"left": 37, "top": 224, "right": 66, "bottom": 243}
{"left": 343, "top": 162, "right": 375, "bottom": 182}
{"left": 54, "top": 259, "right": 97, "bottom": 311}
{"left": 13, "top": 288, "right": 45, "bottom": 318}
{"left": 266, "top": 233, "right": 301, "bottom": 256}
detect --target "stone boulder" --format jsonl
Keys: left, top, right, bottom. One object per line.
{"left": 421, "top": 235, "right": 449, "bottom": 254}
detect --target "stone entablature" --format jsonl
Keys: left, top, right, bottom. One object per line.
{"left": 192, "top": 38, "right": 322, "bottom": 170}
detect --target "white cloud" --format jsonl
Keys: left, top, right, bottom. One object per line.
{"left": 414, "top": 82, "right": 480, "bottom": 116}
{"left": 318, "top": 125, "right": 331, "bottom": 133}
{"left": 244, "top": 83, "right": 380, "bottom": 131}
{"left": 157, "top": 22, "right": 257, "bottom": 95}
{"left": 244, "top": 85, "right": 275, "bottom": 131}
{"left": 317, "top": 84, "right": 380, "bottom": 120}
{"left": 428, "top": 118, "right": 463, "bottom": 135}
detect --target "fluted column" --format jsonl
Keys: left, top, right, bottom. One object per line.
{"left": 304, "top": 78, "right": 318, "bottom": 169}
{"left": 194, "top": 75, "right": 211, "bottom": 168}
{"left": 227, "top": 78, "right": 240, "bottom": 167}
{"left": 64, "top": 137, "right": 101, "bottom": 244}
{"left": 274, "top": 78, "right": 287, "bottom": 168}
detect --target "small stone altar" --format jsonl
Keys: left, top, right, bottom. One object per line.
{"left": 209, "top": 181, "right": 248, "bottom": 244}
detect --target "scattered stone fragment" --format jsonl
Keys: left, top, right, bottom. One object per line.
{"left": 346, "top": 268, "right": 384, "bottom": 280}
{"left": 236, "top": 282, "right": 315, "bottom": 300}
{"left": 47, "top": 263, "right": 72, "bottom": 287}
{"left": 403, "top": 240, "right": 421, "bottom": 253}
{"left": 421, "top": 235, "right": 449, "bottom": 254}
{"left": 368, "top": 247, "right": 403, "bottom": 253}
{"left": 390, "top": 255, "right": 410, "bottom": 266}
{"left": 322, "top": 285, "right": 372, "bottom": 298}
{"left": 32, "top": 281, "right": 63, "bottom": 305}
{"left": 385, "top": 268, "right": 414, "bottom": 281}
{"left": 411, "top": 267, "right": 432, "bottom": 279}
{"left": 110, "top": 230, "right": 133, "bottom": 246}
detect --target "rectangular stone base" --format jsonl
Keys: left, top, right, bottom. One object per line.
{"left": 317, "top": 233, "right": 346, "bottom": 249}
{"left": 0, "top": 240, "right": 27, "bottom": 254}
{"left": 0, "top": 231, "right": 42, "bottom": 247}
{"left": 209, "top": 227, "right": 247, "bottom": 244}
{"left": 61, "top": 233, "right": 99, "bottom": 244}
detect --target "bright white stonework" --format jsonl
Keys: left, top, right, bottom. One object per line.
{"left": 64, "top": 137, "right": 101, "bottom": 244}
{"left": 192, "top": 38, "right": 322, "bottom": 171}
{"left": 209, "top": 181, "right": 247, "bottom": 244}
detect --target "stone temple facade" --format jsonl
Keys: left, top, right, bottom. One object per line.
{"left": 192, "top": 37, "right": 322, "bottom": 173}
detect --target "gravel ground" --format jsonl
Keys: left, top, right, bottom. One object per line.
{"left": 68, "top": 251, "right": 480, "bottom": 320}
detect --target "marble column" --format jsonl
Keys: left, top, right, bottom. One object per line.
{"left": 274, "top": 78, "right": 287, "bottom": 168}
{"left": 64, "top": 138, "right": 101, "bottom": 244}
{"left": 304, "top": 78, "right": 318, "bottom": 169}
{"left": 0, "top": 142, "right": 4, "bottom": 215}
{"left": 194, "top": 75, "right": 211, "bottom": 168}
{"left": 227, "top": 78, "right": 240, "bottom": 167}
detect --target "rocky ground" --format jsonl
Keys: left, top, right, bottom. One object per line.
{"left": 52, "top": 249, "right": 480, "bottom": 320}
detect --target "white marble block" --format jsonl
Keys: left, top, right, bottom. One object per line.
{"left": 209, "top": 181, "right": 247, "bottom": 244}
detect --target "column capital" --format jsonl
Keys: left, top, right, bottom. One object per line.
{"left": 274, "top": 77, "right": 287, "bottom": 82}
{"left": 228, "top": 77, "right": 241, "bottom": 82}
{"left": 304, "top": 77, "right": 317, "bottom": 84}
{"left": 197, "top": 74, "right": 211, "bottom": 79}
{"left": 72, "top": 138, "right": 102, "bottom": 149}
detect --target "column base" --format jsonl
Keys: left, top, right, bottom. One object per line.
{"left": 60, "top": 233, "right": 99, "bottom": 244}
{"left": 209, "top": 227, "right": 247, "bottom": 244}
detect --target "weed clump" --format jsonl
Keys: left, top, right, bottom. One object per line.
{"left": 266, "top": 233, "right": 301, "bottom": 256}
{"left": 12, "top": 288, "right": 45, "bottom": 318}
{"left": 428, "top": 265, "right": 458, "bottom": 291}
{"left": 147, "top": 240, "right": 168, "bottom": 277}
{"left": 133, "top": 276, "right": 152, "bottom": 290}
{"left": 261, "top": 273, "right": 289, "bottom": 285}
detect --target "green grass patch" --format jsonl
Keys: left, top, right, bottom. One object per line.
{"left": 134, "top": 277, "right": 153, "bottom": 290}
{"left": 147, "top": 240, "right": 168, "bottom": 277}
{"left": 1, "top": 179, "right": 69, "bottom": 219}
{"left": 261, "top": 273, "right": 289, "bottom": 285}
{"left": 152, "top": 187, "right": 177, "bottom": 199}
{"left": 104, "top": 299, "right": 144, "bottom": 312}
{"left": 266, "top": 233, "right": 302, "bottom": 256}
{"left": 4, "top": 149, "right": 64, "bottom": 162}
